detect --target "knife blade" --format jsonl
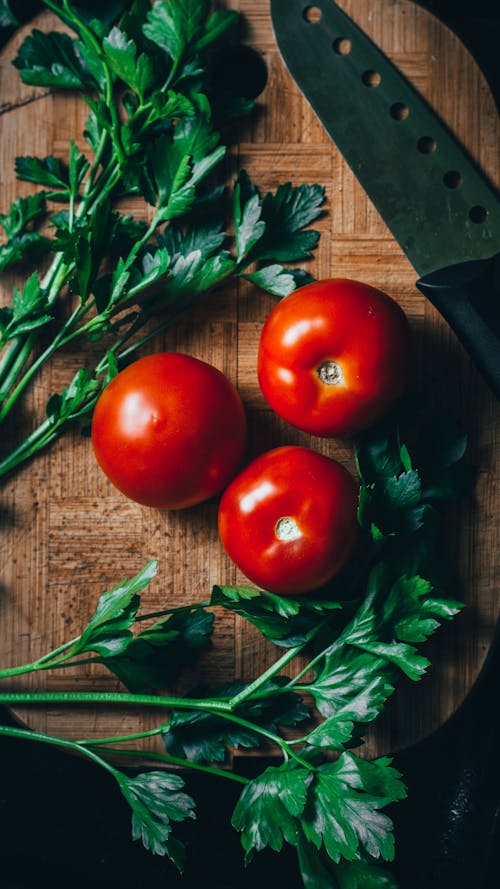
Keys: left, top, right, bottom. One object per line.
{"left": 271, "top": 0, "right": 500, "bottom": 397}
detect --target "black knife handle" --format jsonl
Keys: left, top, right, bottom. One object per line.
{"left": 416, "top": 252, "right": 500, "bottom": 399}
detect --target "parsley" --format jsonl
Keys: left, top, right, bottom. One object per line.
{"left": 0, "top": 0, "right": 325, "bottom": 476}
{"left": 0, "top": 404, "right": 472, "bottom": 884}
{"left": 116, "top": 770, "right": 196, "bottom": 870}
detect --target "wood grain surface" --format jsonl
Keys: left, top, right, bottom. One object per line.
{"left": 0, "top": 0, "right": 499, "bottom": 765}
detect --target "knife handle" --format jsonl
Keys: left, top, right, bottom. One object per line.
{"left": 416, "top": 252, "right": 500, "bottom": 400}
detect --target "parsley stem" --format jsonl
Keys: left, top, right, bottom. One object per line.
{"left": 0, "top": 637, "right": 81, "bottom": 678}
{"left": 0, "top": 413, "right": 66, "bottom": 477}
{"left": 78, "top": 726, "right": 169, "bottom": 745}
{"left": 0, "top": 333, "right": 37, "bottom": 400}
{"left": 0, "top": 300, "right": 83, "bottom": 423}
{"left": 0, "top": 156, "right": 121, "bottom": 425}
{"left": 228, "top": 647, "right": 305, "bottom": 710}
{"left": 136, "top": 602, "right": 212, "bottom": 621}
{"left": 227, "top": 621, "right": 327, "bottom": 711}
{"left": 83, "top": 743, "right": 250, "bottom": 785}
{"left": 0, "top": 724, "right": 118, "bottom": 777}
{"left": 0, "top": 691, "right": 303, "bottom": 764}
{"left": 0, "top": 691, "right": 233, "bottom": 713}
{"left": 285, "top": 636, "right": 345, "bottom": 689}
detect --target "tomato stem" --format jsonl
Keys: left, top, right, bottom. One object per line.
{"left": 275, "top": 516, "right": 301, "bottom": 541}
{"left": 317, "top": 359, "right": 344, "bottom": 386}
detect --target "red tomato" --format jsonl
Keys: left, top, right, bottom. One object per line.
{"left": 91, "top": 353, "right": 246, "bottom": 509}
{"left": 218, "top": 446, "right": 359, "bottom": 595}
{"left": 257, "top": 278, "right": 412, "bottom": 437}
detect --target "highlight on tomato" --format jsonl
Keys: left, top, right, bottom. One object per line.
{"left": 91, "top": 352, "right": 246, "bottom": 509}
{"left": 257, "top": 278, "right": 412, "bottom": 437}
{"left": 218, "top": 445, "right": 359, "bottom": 596}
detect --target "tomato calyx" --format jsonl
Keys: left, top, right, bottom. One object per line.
{"left": 316, "top": 359, "right": 344, "bottom": 387}
{"left": 275, "top": 516, "right": 301, "bottom": 542}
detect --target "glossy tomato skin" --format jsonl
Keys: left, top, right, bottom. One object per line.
{"left": 257, "top": 278, "right": 412, "bottom": 437}
{"left": 91, "top": 353, "right": 246, "bottom": 509}
{"left": 218, "top": 446, "right": 359, "bottom": 595}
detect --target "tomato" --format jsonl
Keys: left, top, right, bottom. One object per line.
{"left": 257, "top": 278, "right": 412, "bottom": 437}
{"left": 91, "top": 352, "right": 246, "bottom": 509}
{"left": 218, "top": 445, "right": 359, "bottom": 595}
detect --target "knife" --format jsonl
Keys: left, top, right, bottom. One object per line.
{"left": 270, "top": 0, "right": 500, "bottom": 398}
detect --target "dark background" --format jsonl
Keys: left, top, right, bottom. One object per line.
{"left": 0, "top": 1, "right": 499, "bottom": 887}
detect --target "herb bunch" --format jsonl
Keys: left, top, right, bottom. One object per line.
{"left": 0, "top": 405, "right": 472, "bottom": 886}
{"left": 0, "top": 0, "right": 323, "bottom": 476}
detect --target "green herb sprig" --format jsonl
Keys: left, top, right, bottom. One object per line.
{"left": 0, "top": 0, "right": 323, "bottom": 476}
{"left": 0, "top": 406, "right": 471, "bottom": 885}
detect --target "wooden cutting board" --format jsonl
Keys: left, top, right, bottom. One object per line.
{"left": 1, "top": 0, "right": 499, "bottom": 765}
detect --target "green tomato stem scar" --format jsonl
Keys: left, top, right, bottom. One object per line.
{"left": 317, "top": 360, "right": 343, "bottom": 385}
{"left": 275, "top": 517, "right": 301, "bottom": 541}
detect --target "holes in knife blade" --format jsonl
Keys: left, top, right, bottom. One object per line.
{"left": 443, "top": 170, "right": 462, "bottom": 189}
{"left": 469, "top": 205, "right": 487, "bottom": 224}
{"left": 390, "top": 102, "right": 409, "bottom": 120}
{"left": 303, "top": 5, "right": 322, "bottom": 22}
{"left": 333, "top": 37, "right": 351, "bottom": 55}
{"left": 362, "top": 70, "right": 381, "bottom": 87}
{"left": 417, "top": 136, "right": 436, "bottom": 154}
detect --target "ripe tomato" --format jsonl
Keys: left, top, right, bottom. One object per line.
{"left": 257, "top": 278, "right": 412, "bottom": 437}
{"left": 218, "top": 446, "right": 359, "bottom": 595}
{"left": 91, "top": 352, "right": 246, "bottom": 509}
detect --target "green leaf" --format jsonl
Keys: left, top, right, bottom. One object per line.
{"left": 103, "top": 26, "right": 156, "bottom": 98}
{"left": 15, "top": 155, "right": 69, "bottom": 190}
{"left": 103, "top": 26, "right": 139, "bottom": 84}
{"left": 102, "top": 607, "right": 214, "bottom": 691}
{"left": 0, "top": 234, "right": 52, "bottom": 275}
{"left": 305, "top": 676, "right": 394, "bottom": 750}
{"left": 117, "top": 770, "right": 195, "bottom": 871}
{"left": 163, "top": 680, "right": 308, "bottom": 763}
{"left": 13, "top": 30, "right": 96, "bottom": 89}
{"left": 159, "top": 216, "right": 226, "bottom": 260}
{"left": 232, "top": 762, "right": 311, "bottom": 859}
{"left": 233, "top": 171, "right": 266, "bottom": 261}
{"left": 68, "top": 140, "right": 90, "bottom": 196}
{"left": 381, "top": 574, "right": 463, "bottom": 643}
{"left": 0, "top": 193, "right": 47, "bottom": 239}
{"left": 232, "top": 175, "right": 325, "bottom": 265}
{"left": 144, "top": 0, "right": 230, "bottom": 66}
{"left": 211, "top": 584, "right": 342, "bottom": 647}
{"left": 194, "top": 9, "right": 239, "bottom": 51}
{"left": 76, "top": 38, "right": 107, "bottom": 92}
{"left": 1, "top": 272, "right": 52, "bottom": 341}
{"left": 74, "top": 561, "right": 158, "bottom": 657}
{"left": 125, "top": 247, "right": 172, "bottom": 302}
{"left": 149, "top": 109, "right": 223, "bottom": 215}
{"left": 119, "top": 0, "right": 154, "bottom": 43}
{"left": 352, "top": 638, "right": 429, "bottom": 681}
{"left": 0, "top": 0, "right": 19, "bottom": 28}
{"left": 243, "top": 264, "right": 310, "bottom": 297}
{"left": 355, "top": 423, "right": 407, "bottom": 485}
{"left": 163, "top": 691, "right": 263, "bottom": 764}
{"left": 249, "top": 182, "right": 325, "bottom": 262}
{"left": 359, "top": 470, "right": 426, "bottom": 537}
{"left": 146, "top": 249, "right": 235, "bottom": 311}
{"left": 45, "top": 367, "right": 101, "bottom": 425}
{"left": 297, "top": 841, "right": 399, "bottom": 889}
{"left": 308, "top": 650, "right": 391, "bottom": 719}
{"left": 301, "top": 754, "right": 405, "bottom": 864}
{"left": 83, "top": 108, "right": 104, "bottom": 154}
{"left": 53, "top": 202, "right": 113, "bottom": 301}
